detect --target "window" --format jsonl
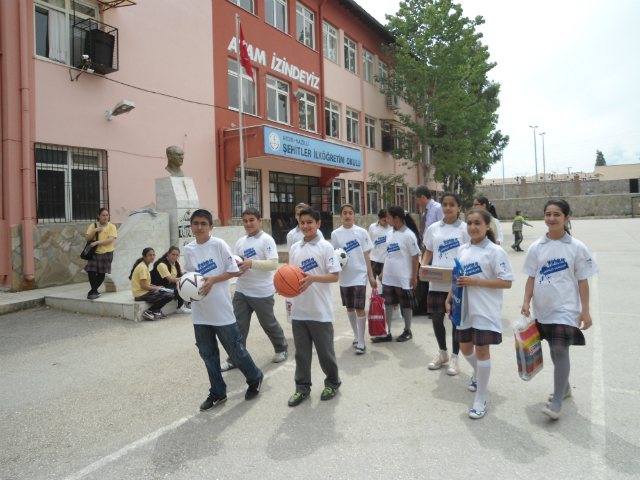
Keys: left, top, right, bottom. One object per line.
{"left": 396, "top": 186, "right": 406, "bottom": 210}
{"left": 381, "top": 122, "right": 393, "bottom": 152}
{"left": 332, "top": 179, "right": 345, "bottom": 215}
{"left": 298, "top": 90, "right": 316, "bottom": 132}
{"left": 365, "top": 117, "right": 376, "bottom": 149}
{"left": 323, "top": 22, "right": 337, "bottom": 62}
{"left": 378, "top": 60, "right": 388, "bottom": 82}
{"left": 344, "top": 36, "right": 357, "bottom": 74}
{"left": 35, "top": 143, "right": 108, "bottom": 223}
{"left": 228, "top": 59, "right": 257, "bottom": 115}
{"left": 346, "top": 109, "right": 359, "bottom": 144}
{"left": 229, "top": 0, "right": 254, "bottom": 14}
{"left": 409, "top": 188, "right": 418, "bottom": 214}
{"left": 325, "top": 100, "right": 340, "bottom": 139}
{"left": 348, "top": 181, "right": 363, "bottom": 214}
{"left": 367, "top": 183, "right": 380, "bottom": 214}
{"left": 267, "top": 76, "right": 289, "bottom": 124}
{"left": 266, "top": 0, "right": 287, "bottom": 32}
{"left": 363, "top": 49, "right": 373, "bottom": 83}
{"left": 232, "top": 168, "right": 261, "bottom": 218}
{"left": 296, "top": 3, "right": 315, "bottom": 49}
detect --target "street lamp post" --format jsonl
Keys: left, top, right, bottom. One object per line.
{"left": 539, "top": 132, "right": 546, "bottom": 183}
{"left": 529, "top": 125, "right": 539, "bottom": 183}
{"left": 501, "top": 147, "right": 506, "bottom": 199}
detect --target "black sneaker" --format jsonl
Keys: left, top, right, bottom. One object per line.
{"left": 245, "top": 373, "right": 264, "bottom": 400}
{"left": 320, "top": 387, "right": 339, "bottom": 401}
{"left": 200, "top": 393, "right": 227, "bottom": 411}
{"left": 288, "top": 392, "right": 309, "bottom": 407}
{"left": 142, "top": 309, "right": 156, "bottom": 321}
{"left": 371, "top": 334, "right": 392, "bottom": 343}
{"left": 396, "top": 330, "right": 413, "bottom": 342}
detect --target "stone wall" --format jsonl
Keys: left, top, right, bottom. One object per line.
{"left": 477, "top": 178, "right": 630, "bottom": 200}
{"left": 227, "top": 218, "right": 272, "bottom": 236}
{"left": 11, "top": 225, "right": 22, "bottom": 290}
{"left": 491, "top": 194, "right": 640, "bottom": 219}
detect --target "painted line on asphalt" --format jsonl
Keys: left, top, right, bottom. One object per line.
{"left": 64, "top": 328, "right": 353, "bottom": 480}
{"left": 590, "top": 255, "right": 606, "bottom": 478}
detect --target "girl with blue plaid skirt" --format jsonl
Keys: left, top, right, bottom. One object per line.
{"left": 84, "top": 208, "right": 117, "bottom": 300}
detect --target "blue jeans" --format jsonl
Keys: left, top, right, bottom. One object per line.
{"left": 193, "top": 323, "right": 262, "bottom": 398}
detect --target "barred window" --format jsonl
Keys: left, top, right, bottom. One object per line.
{"left": 231, "top": 168, "right": 261, "bottom": 219}
{"left": 35, "top": 143, "right": 108, "bottom": 223}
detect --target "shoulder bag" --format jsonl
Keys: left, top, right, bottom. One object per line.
{"left": 80, "top": 222, "right": 99, "bottom": 261}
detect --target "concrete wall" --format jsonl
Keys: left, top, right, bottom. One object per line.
{"left": 477, "top": 178, "right": 630, "bottom": 201}
{"left": 491, "top": 194, "right": 640, "bottom": 219}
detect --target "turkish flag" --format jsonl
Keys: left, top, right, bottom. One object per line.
{"left": 239, "top": 24, "right": 255, "bottom": 83}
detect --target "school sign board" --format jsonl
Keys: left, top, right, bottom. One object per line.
{"left": 264, "top": 126, "right": 363, "bottom": 171}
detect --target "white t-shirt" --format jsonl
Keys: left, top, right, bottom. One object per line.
{"left": 424, "top": 219, "right": 471, "bottom": 292}
{"left": 234, "top": 231, "right": 279, "bottom": 298}
{"left": 491, "top": 217, "right": 505, "bottom": 244}
{"left": 381, "top": 225, "right": 421, "bottom": 290}
{"left": 522, "top": 233, "right": 599, "bottom": 327}
{"left": 456, "top": 237, "right": 516, "bottom": 333}
{"left": 289, "top": 235, "right": 341, "bottom": 322}
{"left": 331, "top": 225, "right": 373, "bottom": 287}
{"left": 368, "top": 221, "right": 392, "bottom": 264}
{"left": 287, "top": 226, "right": 324, "bottom": 252}
{"left": 183, "top": 237, "right": 239, "bottom": 326}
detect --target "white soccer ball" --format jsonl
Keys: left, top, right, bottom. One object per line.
{"left": 334, "top": 248, "right": 349, "bottom": 268}
{"left": 178, "top": 272, "right": 206, "bottom": 302}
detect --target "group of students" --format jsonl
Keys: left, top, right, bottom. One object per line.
{"left": 165, "top": 193, "right": 597, "bottom": 422}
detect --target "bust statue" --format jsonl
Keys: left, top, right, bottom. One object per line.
{"left": 165, "top": 146, "right": 185, "bottom": 177}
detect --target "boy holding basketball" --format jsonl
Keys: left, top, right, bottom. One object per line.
{"left": 183, "top": 209, "right": 263, "bottom": 411}
{"left": 287, "top": 207, "right": 342, "bottom": 407}
{"left": 219, "top": 208, "right": 288, "bottom": 372}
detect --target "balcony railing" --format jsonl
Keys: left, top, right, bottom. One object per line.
{"left": 72, "top": 18, "right": 118, "bottom": 75}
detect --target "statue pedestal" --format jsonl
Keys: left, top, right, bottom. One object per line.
{"left": 155, "top": 177, "right": 200, "bottom": 254}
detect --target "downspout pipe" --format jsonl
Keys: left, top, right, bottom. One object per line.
{"left": 19, "top": 0, "right": 34, "bottom": 281}
{"left": 318, "top": 0, "right": 326, "bottom": 140}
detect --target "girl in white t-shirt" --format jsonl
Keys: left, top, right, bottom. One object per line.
{"left": 473, "top": 196, "right": 504, "bottom": 245}
{"left": 446, "top": 209, "right": 516, "bottom": 419}
{"left": 368, "top": 209, "right": 391, "bottom": 279}
{"left": 331, "top": 204, "right": 377, "bottom": 354}
{"left": 422, "top": 192, "right": 470, "bottom": 375}
{"left": 374, "top": 205, "right": 421, "bottom": 344}
{"left": 521, "top": 199, "right": 599, "bottom": 420}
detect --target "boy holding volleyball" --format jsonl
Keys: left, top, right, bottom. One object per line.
{"left": 287, "top": 207, "right": 342, "bottom": 406}
{"left": 183, "top": 209, "right": 263, "bottom": 411}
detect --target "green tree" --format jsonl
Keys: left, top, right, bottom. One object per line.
{"left": 595, "top": 150, "right": 606, "bottom": 166}
{"left": 368, "top": 172, "right": 407, "bottom": 206}
{"left": 378, "top": 0, "right": 508, "bottom": 198}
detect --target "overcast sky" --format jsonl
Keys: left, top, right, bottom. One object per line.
{"left": 359, "top": 0, "right": 640, "bottom": 179}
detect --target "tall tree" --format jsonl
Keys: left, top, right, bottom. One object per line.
{"left": 595, "top": 150, "right": 606, "bottom": 166}
{"left": 378, "top": 0, "right": 507, "bottom": 198}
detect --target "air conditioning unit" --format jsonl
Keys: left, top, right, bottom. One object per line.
{"left": 386, "top": 94, "right": 400, "bottom": 109}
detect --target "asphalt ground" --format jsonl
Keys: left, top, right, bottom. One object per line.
{"left": 1, "top": 218, "right": 639, "bottom": 479}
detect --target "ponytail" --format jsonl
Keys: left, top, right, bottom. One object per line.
{"left": 129, "top": 247, "right": 154, "bottom": 280}
{"left": 388, "top": 205, "right": 422, "bottom": 245}
{"left": 467, "top": 209, "right": 496, "bottom": 244}
{"left": 474, "top": 196, "right": 498, "bottom": 219}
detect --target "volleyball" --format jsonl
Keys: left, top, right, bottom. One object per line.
{"left": 177, "top": 271, "right": 206, "bottom": 302}
{"left": 334, "top": 248, "right": 348, "bottom": 268}
{"left": 274, "top": 265, "right": 305, "bottom": 298}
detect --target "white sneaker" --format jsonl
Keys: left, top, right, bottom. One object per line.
{"left": 273, "top": 351, "right": 288, "bottom": 363}
{"left": 447, "top": 354, "right": 460, "bottom": 376}
{"left": 178, "top": 305, "right": 192, "bottom": 314}
{"left": 220, "top": 362, "right": 236, "bottom": 372}
{"left": 428, "top": 350, "right": 449, "bottom": 370}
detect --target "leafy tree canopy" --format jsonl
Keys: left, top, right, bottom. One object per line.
{"left": 595, "top": 150, "right": 606, "bottom": 166}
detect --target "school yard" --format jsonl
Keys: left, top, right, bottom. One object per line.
{"left": 1, "top": 218, "right": 639, "bottom": 479}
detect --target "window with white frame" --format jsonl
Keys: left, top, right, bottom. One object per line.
{"left": 325, "top": 100, "right": 340, "bottom": 139}
{"left": 346, "top": 109, "right": 359, "bottom": 144}
{"left": 348, "top": 181, "right": 362, "bottom": 214}
{"left": 298, "top": 90, "right": 316, "bottom": 132}
{"left": 344, "top": 36, "right": 357, "bottom": 74}
{"left": 396, "top": 186, "right": 406, "bottom": 210}
{"left": 296, "top": 3, "right": 315, "bottom": 49}
{"left": 228, "top": 59, "right": 257, "bottom": 115}
{"left": 35, "top": 143, "right": 108, "bottom": 223}
{"left": 265, "top": 0, "right": 287, "bottom": 32}
{"left": 367, "top": 183, "right": 380, "bottom": 214}
{"left": 363, "top": 49, "right": 373, "bottom": 83}
{"left": 267, "top": 76, "right": 289, "bottom": 124}
{"left": 34, "top": 0, "right": 99, "bottom": 65}
{"left": 365, "top": 117, "right": 376, "bottom": 149}
{"left": 323, "top": 22, "right": 337, "bottom": 62}
{"left": 378, "top": 60, "right": 388, "bottom": 83}
{"left": 409, "top": 187, "right": 418, "bottom": 214}
{"left": 229, "top": 0, "right": 254, "bottom": 14}
{"left": 332, "top": 179, "right": 345, "bottom": 215}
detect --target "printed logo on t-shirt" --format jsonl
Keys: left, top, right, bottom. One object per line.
{"left": 539, "top": 258, "right": 569, "bottom": 283}
{"left": 267, "top": 246, "right": 272, "bottom": 254}
{"left": 344, "top": 239, "right": 360, "bottom": 253}
{"left": 500, "top": 261, "right": 507, "bottom": 273}
{"left": 301, "top": 257, "right": 319, "bottom": 272}
{"left": 375, "top": 236, "right": 387, "bottom": 247}
{"left": 243, "top": 247, "right": 257, "bottom": 258}
{"left": 587, "top": 258, "right": 593, "bottom": 268}
{"left": 463, "top": 262, "right": 482, "bottom": 276}
{"left": 438, "top": 238, "right": 461, "bottom": 259}
{"left": 197, "top": 259, "right": 217, "bottom": 275}
{"left": 387, "top": 243, "right": 400, "bottom": 256}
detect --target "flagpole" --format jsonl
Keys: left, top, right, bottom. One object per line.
{"left": 235, "top": 14, "right": 246, "bottom": 213}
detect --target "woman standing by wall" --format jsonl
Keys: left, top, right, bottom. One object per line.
{"left": 84, "top": 208, "right": 117, "bottom": 300}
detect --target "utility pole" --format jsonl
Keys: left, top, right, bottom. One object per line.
{"left": 529, "top": 125, "right": 539, "bottom": 183}
{"left": 539, "top": 132, "right": 546, "bottom": 183}
{"left": 501, "top": 147, "right": 506, "bottom": 199}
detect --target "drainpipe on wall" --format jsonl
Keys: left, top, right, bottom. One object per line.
{"left": 0, "top": 47, "right": 7, "bottom": 284}
{"left": 19, "top": 0, "right": 34, "bottom": 281}
{"left": 318, "top": 0, "right": 326, "bottom": 140}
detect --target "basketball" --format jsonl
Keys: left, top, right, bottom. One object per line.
{"left": 233, "top": 254, "right": 245, "bottom": 276}
{"left": 177, "top": 271, "right": 206, "bottom": 302}
{"left": 274, "top": 265, "right": 305, "bottom": 298}
{"left": 334, "top": 247, "right": 348, "bottom": 268}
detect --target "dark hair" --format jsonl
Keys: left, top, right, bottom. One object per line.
{"left": 466, "top": 209, "right": 496, "bottom": 243}
{"left": 299, "top": 206, "right": 320, "bottom": 222}
{"left": 414, "top": 185, "right": 432, "bottom": 200}
{"left": 440, "top": 192, "right": 462, "bottom": 207}
{"left": 387, "top": 205, "right": 422, "bottom": 244}
{"left": 475, "top": 196, "right": 498, "bottom": 219}
{"left": 190, "top": 209, "right": 213, "bottom": 226}
{"left": 516, "top": 210, "right": 522, "bottom": 215}
{"left": 242, "top": 208, "right": 262, "bottom": 219}
{"left": 377, "top": 208, "right": 388, "bottom": 219}
{"left": 129, "top": 247, "right": 155, "bottom": 280}
{"left": 153, "top": 246, "right": 180, "bottom": 272}
{"left": 544, "top": 199, "right": 572, "bottom": 235}
{"left": 97, "top": 208, "right": 109, "bottom": 219}
{"left": 340, "top": 203, "right": 355, "bottom": 214}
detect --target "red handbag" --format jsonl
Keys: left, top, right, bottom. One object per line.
{"left": 368, "top": 290, "right": 388, "bottom": 337}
